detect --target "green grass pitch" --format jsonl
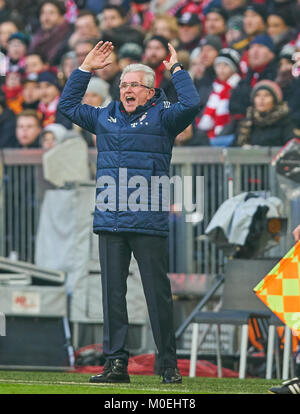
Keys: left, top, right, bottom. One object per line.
{"left": 0, "top": 370, "right": 283, "bottom": 394}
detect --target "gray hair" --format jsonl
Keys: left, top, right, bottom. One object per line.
{"left": 120, "top": 63, "right": 155, "bottom": 88}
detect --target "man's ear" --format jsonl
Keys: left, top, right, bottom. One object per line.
{"left": 149, "top": 88, "right": 155, "bottom": 99}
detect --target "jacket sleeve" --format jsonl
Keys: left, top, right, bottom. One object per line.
{"left": 57, "top": 68, "right": 101, "bottom": 134}
{"left": 282, "top": 116, "right": 297, "bottom": 145}
{"left": 229, "top": 79, "right": 250, "bottom": 118}
{"left": 161, "top": 69, "right": 200, "bottom": 137}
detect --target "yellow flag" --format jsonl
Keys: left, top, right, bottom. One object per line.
{"left": 254, "top": 241, "right": 300, "bottom": 334}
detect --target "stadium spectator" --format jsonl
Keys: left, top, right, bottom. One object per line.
{"left": 37, "top": 70, "right": 70, "bottom": 128}
{"left": 57, "top": 51, "right": 78, "bottom": 86}
{"left": 5, "top": 32, "right": 29, "bottom": 74}
{"left": 235, "top": 80, "right": 296, "bottom": 147}
{"left": 193, "top": 34, "right": 222, "bottom": 113}
{"left": 232, "top": 4, "right": 267, "bottom": 55}
{"left": 100, "top": 4, "right": 127, "bottom": 31}
{"left": 29, "top": 0, "right": 73, "bottom": 66}
{"left": 150, "top": 14, "right": 179, "bottom": 46}
{"left": 197, "top": 48, "right": 241, "bottom": 146}
{"left": 83, "top": 76, "right": 111, "bottom": 107}
{"left": 21, "top": 73, "right": 41, "bottom": 110}
{"left": 143, "top": 35, "right": 177, "bottom": 102}
{"left": 221, "top": 0, "right": 246, "bottom": 18}
{"left": 189, "top": 47, "right": 205, "bottom": 80}
{"left": 68, "top": 9, "right": 100, "bottom": 49}
{"left": 94, "top": 49, "right": 121, "bottom": 101}
{"left": 204, "top": 7, "right": 228, "bottom": 46}
{"left": 118, "top": 42, "right": 143, "bottom": 70}
{"left": 172, "top": 0, "right": 207, "bottom": 23}
{"left": 0, "top": 87, "right": 17, "bottom": 148}
{"left": 275, "top": 44, "right": 300, "bottom": 130}
{"left": 129, "top": 0, "right": 155, "bottom": 31}
{"left": 2, "top": 70, "right": 24, "bottom": 114}
{"left": 40, "top": 122, "right": 67, "bottom": 150}
{"left": 225, "top": 14, "right": 244, "bottom": 48}
{"left": 0, "top": 19, "right": 18, "bottom": 53}
{"left": 267, "top": 10, "right": 297, "bottom": 56}
{"left": 101, "top": 4, "right": 145, "bottom": 49}
{"left": 177, "top": 12, "right": 203, "bottom": 51}
{"left": 25, "top": 53, "right": 49, "bottom": 76}
{"left": 229, "top": 34, "right": 278, "bottom": 119}
{"left": 15, "top": 109, "right": 42, "bottom": 148}
{"left": 73, "top": 38, "right": 98, "bottom": 66}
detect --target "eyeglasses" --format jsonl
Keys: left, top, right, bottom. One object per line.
{"left": 119, "top": 82, "right": 152, "bottom": 90}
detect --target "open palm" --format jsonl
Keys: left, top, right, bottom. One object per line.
{"left": 81, "top": 41, "right": 114, "bottom": 72}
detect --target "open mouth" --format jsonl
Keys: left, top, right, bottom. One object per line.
{"left": 125, "top": 96, "right": 136, "bottom": 104}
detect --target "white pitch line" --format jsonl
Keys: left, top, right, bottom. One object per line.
{"left": 0, "top": 379, "right": 184, "bottom": 393}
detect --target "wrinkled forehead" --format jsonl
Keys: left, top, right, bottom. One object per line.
{"left": 122, "top": 71, "right": 145, "bottom": 83}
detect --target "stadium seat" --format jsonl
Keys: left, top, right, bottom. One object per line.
{"left": 189, "top": 258, "right": 279, "bottom": 379}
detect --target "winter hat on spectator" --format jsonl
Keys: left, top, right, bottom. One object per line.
{"left": 42, "top": 123, "right": 67, "bottom": 144}
{"left": 206, "top": 7, "right": 228, "bottom": 22}
{"left": 38, "top": 70, "right": 61, "bottom": 91}
{"left": 279, "top": 44, "right": 295, "bottom": 62}
{"left": 249, "top": 34, "right": 275, "bottom": 53}
{"left": 41, "top": 124, "right": 68, "bottom": 144}
{"left": 200, "top": 34, "right": 222, "bottom": 53}
{"left": 22, "top": 72, "right": 39, "bottom": 84}
{"left": 251, "top": 80, "right": 283, "bottom": 104}
{"left": 145, "top": 35, "right": 169, "bottom": 53}
{"left": 268, "top": 8, "right": 296, "bottom": 28}
{"left": 86, "top": 76, "right": 112, "bottom": 106}
{"left": 8, "top": 32, "right": 30, "bottom": 46}
{"left": 245, "top": 4, "right": 268, "bottom": 22}
{"left": 214, "top": 48, "right": 240, "bottom": 72}
{"left": 227, "top": 15, "right": 244, "bottom": 32}
{"left": 119, "top": 43, "right": 143, "bottom": 61}
{"left": 178, "top": 12, "right": 201, "bottom": 27}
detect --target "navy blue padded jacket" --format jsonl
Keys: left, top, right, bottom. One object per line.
{"left": 58, "top": 68, "right": 200, "bottom": 236}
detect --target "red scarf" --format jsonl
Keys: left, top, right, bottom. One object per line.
{"left": 37, "top": 95, "right": 60, "bottom": 127}
{"left": 2, "top": 84, "right": 23, "bottom": 99}
{"left": 250, "top": 63, "right": 269, "bottom": 87}
{"left": 154, "top": 61, "right": 166, "bottom": 88}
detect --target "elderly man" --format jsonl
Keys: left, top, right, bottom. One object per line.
{"left": 58, "top": 41, "right": 200, "bottom": 384}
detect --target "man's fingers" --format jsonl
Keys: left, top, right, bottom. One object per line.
{"left": 168, "top": 42, "right": 176, "bottom": 55}
{"left": 99, "top": 41, "right": 113, "bottom": 54}
{"left": 103, "top": 44, "right": 114, "bottom": 57}
{"left": 95, "top": 40, "right": 104, "bottom": 50}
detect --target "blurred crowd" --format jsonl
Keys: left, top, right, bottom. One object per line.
{"left": 1, "top": 0, "right": 300, "bottom": 149}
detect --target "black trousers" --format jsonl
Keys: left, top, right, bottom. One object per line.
{"left": 98, "top": 231, "right": 178, "bottom": 372}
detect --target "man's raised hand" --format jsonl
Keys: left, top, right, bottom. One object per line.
{"left": 163, "top": 43, "right": 178, "bottom": 71}
{"left": 80, "top": 41, "right": 114, "bottom": 72}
